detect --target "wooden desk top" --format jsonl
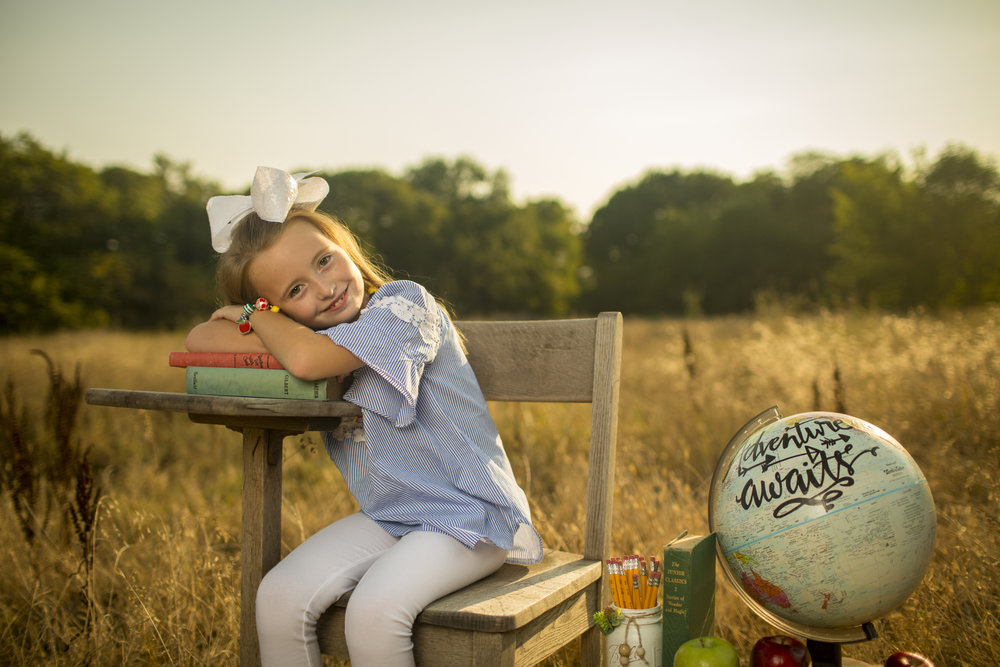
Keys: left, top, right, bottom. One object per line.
{"left": 85, "top": 388, "right": 361, "bottom": 431}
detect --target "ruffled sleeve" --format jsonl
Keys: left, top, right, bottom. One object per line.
{"left": 318, "top": 281, "right": 448, "bottom": 427}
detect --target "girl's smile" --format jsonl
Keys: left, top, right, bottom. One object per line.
{"left": 323, "top": 286, "right": 353, "bottom": 316}
{"left": 249, "top": 219, "right": 367, "bottom": 330}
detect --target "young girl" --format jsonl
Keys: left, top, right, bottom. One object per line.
{"left": 186, "top": 167, "right": 542, "bottom": 666}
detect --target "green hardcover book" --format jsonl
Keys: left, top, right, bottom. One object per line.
{"left": 662, "top": 533, "right": 716, "bottom": 664}
{"left": 186, "top": 366, "right": 348, "bottom": 400}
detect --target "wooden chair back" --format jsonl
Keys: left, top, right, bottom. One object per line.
{"left": 315, "top": 312, "right": 623, "bottom": 665}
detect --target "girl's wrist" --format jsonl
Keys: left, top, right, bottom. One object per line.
{"left": 237, "top": 298, "right": 280, "bottom": 334}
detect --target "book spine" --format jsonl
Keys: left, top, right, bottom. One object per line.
{"left": 169, "top": 352, "right": 284, "bottom": 370}
{"left": 185, "top": 367, "right": 333, "bottom": 400}
{"left": 662, "top": 533, "right": 716, "bottom": 664}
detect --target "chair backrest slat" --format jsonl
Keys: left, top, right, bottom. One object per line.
{"left": 458, "top": 319, "right": 598, "bottom": 402}
{"left": 584, "top": 312, "right": 623, "bottom": 561}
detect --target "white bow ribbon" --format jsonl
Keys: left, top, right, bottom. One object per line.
{"left": 206, "top": 166, "right": 330, "bottom": 253}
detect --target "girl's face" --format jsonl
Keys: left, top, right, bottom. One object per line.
{"left": 249, "top": 219, "right": 367, "bottom": 330}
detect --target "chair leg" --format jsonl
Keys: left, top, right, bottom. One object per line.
{"left": 471, "top": 630, "right": 515, "bottom": 666}
{"left": 239, "top": 428, "right": 284, "bottom": 667}
{"left": 581, "top": 625, "right": 603, "bottom": 667}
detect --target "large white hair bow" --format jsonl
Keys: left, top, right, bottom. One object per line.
{"left": 206, "top": 166, "right": 330, "bottom": 253}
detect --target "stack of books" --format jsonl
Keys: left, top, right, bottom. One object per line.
{"left": 170, "top": 352, "right": 349, "bottom": 400}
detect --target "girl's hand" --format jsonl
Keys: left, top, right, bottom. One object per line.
{"left": 210, "top": 305, "right": 246, "bottom": 324}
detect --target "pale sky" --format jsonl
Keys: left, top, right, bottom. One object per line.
{"left": 2, "top": 0, "right": 998, "bottom": 218}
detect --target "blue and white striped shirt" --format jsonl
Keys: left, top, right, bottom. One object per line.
{"left": 318, "top": 280, "right": 543, "bottom": 564}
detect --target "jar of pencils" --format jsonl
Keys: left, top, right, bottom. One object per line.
{"left": 597, "top": 555, "right": 663, "bottom": 666}
{"left": 605, "top": 605, "right": 662, "bottom": 667}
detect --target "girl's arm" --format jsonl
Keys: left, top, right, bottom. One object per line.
{"left": 185, "top": 306, "right": 363, "bottom": 381}
{"left": 185, "top": 317, "right": 269, "bottom": 353}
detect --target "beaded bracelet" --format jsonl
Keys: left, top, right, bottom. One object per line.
{"left": 237, "top": 298, "right": 280, "bottom": 334}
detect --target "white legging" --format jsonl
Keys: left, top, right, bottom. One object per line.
{"left": 255, "top": 511, "right": 508, "bottom": 667}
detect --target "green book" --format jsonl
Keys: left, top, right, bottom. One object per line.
{"left": 185, "top": 366, "right": 348, "bottom": 400}
{"left": 662, "top": 533, "right": 716, "bottom": 664}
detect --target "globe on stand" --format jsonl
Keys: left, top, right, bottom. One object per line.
{"left": 709, "top": 407, "right": 936, "bottom": 666}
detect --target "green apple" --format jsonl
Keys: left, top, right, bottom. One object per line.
{"left": 674, "top": 636, "right": 741, "bottom": 667}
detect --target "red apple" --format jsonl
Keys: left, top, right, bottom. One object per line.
{"left": 752, "top": 635, "right": 810, "bottom": 667}
{"left": 673, "top": 636, "right": 740, "bottom": 667}
{"left": 884, "top": 651, "right": 935, "bottom": 667}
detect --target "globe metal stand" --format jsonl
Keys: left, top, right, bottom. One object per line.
{"left": 806, "top": 622, "right": 878, "bottom": 667}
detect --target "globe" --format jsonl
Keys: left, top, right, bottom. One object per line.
{"left": 709, "top": 407, "right": 936, "bottom": 643}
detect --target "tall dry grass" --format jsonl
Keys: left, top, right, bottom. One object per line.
{"left": 1, "top": 308, "right": 997, "bottom": 666}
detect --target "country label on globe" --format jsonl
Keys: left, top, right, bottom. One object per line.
{"left": 710, "top": 411, "right": 936, "bottom": 632}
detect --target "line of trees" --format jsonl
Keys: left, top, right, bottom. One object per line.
{"left": 585, "top": 149, "right": 1000, "bottom": 314}
{"left": 2, "top": 131, "right": 998, "bottom": 333}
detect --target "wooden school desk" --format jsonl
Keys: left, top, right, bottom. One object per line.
{"left": 84, "top": 389, "right": 361, "bottom": 666}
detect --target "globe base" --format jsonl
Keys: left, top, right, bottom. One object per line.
{"left": 806, "top": 621, "right": 878, "bottom": 667}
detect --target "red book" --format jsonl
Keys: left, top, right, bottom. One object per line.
{"left": 169, "top": 351, "right": 285, "bottom": 370}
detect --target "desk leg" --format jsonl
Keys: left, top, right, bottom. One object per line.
{"left": 240, "top": 428, "right": 284, "bottom": 667}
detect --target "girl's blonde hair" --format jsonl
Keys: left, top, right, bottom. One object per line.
{"left": 216, "top": 209, "right": 393, "bottom": 305}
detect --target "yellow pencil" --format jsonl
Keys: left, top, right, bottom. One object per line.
{"left": 615, "top": 560, "right": 627, "bottom": 609}
{"left": 640, "top": 556, "right": 649, "bottom": 606}
{"left": 611, "top": 558, "right": 625, "bottom": 607}
{"left": 646, "top": 570, "right": 661, "bottom": 608}
{"left": 633, "top": 557, "right": 642, "bottom": 607}
{"left": 607, "top": 559, "right": 620, "bottom": 607}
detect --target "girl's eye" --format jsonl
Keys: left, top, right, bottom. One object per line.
{"left": 289, "top": 285, "right": 303, "bottom": 298}
{"left": 318, "top": 255, "right": 331, "bottom": 268}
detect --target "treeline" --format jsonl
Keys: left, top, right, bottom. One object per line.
{"left": 2, "top": 132, "right": 999, "bottom": 332}
{"left": 586, "top": 149, "right": 1000, "bottom": 315}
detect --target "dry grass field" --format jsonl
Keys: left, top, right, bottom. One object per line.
{"left": 2, "top": 307, "right": 998, "bottom": 666}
